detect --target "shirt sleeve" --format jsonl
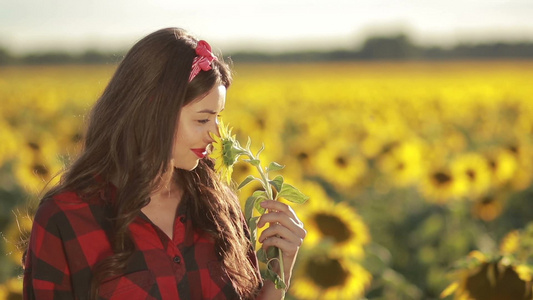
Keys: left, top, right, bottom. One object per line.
{"left": 23, "top": 200, "right": 75, "bottom": 300}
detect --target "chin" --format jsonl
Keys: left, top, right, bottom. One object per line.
{"left": 176, "top": 161, "right": 200, "bottom": 171}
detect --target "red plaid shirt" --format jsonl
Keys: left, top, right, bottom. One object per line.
{"left": 23, "top": 183, "right": 260, "bottom": 300}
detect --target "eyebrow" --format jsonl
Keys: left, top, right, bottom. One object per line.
{"left": 196, "top": 108, "right": 224, "bottom": 114}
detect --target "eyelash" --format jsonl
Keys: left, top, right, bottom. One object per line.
{"left": 198, "top": 115, "right": 222, "bottom": 124}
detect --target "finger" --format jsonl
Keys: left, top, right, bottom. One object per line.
{"left": 259, "top": 223, "right": 303, "bottom": 246}
{"left": 257, "top": 212, "right": 307, "bottom": 239}
{"left": 262, "top": 236, "right": 300, "bottom": 257}
{"left": 260, "top": 200, "right": 302, "bottom": 224}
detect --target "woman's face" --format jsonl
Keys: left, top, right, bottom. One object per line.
{"left": 172, "top": 84, "right": 226, "bottom": 171}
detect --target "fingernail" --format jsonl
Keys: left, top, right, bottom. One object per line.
{"left": 260, "top": 201, "right": 267, "bottom": 208}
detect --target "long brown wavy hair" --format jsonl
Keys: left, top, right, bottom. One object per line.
{"left": 35, "top": 28, "right": 261, "bottom": 299}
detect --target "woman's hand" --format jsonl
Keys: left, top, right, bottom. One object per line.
{"left": 257, "top": 200, "right": 306, "bottom": 289}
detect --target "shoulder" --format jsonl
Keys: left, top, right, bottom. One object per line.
{"left": 33, "top": 190, "right": 109, "bottom": 234}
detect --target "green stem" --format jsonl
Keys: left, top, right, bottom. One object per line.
{"left": 244, "top": 149, "right": 286, "bottom": 296}
{"left": 278, "top": 252, "right": 286, "bottom": 298}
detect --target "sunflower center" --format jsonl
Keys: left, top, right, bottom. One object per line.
{"left": 465, "top": 262, "right": 530, "bottom": 299}
{"left": 335, "top": 156, "right": 347, "bottom": 168}
{"left": 32, "top": 164, "right": 49, "bottom": 176}
{"left": 433, "top": 172, "right": 452, "bottom": 185}
{"left": 297, "top": 151, "right": 309, "bottom": 161}
{"left": 396, "top": 162, "right": 405, "bottom": 171}
{"left": 314, "top": 213, "right": 352, "bottom": 243}
{"left": 507, "top": 145, "right": 518, "bottom": 155}
{"left": 466, "top": 169, "right": 476, "bottom": 181}
{"left": 488, "top": 159, "right": 497, "bottom": 170}
{"left": 481, "top": 196, "right": 494, "bottom": 205}
{"left": 28, "top": 142, "right": 40, "bottom": 151}
{"left": 305, "top": 257, "right": 348, "bottom": 288}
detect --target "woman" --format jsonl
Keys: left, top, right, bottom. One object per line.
{"left": 23, "top": 27, "right": 306, "bottom": 300}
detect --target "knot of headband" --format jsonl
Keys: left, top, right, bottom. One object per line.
{"left": 188, "top": 40, "right": 217, "bottom": 82}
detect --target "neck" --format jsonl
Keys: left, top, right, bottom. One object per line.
{"left": 151, "top": 168, "right": 182, "bottom": 200}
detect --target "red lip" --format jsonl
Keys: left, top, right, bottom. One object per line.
{"left": 191, "top": 148, "right": 207, "bottom": 159}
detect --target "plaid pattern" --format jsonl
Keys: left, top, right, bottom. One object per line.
{"left": 23, "top": 184, "right": 260, "bottom": 300}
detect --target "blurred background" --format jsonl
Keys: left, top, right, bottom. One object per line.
{"left": 1, "top": 0, "right": 533, "bottom": 299}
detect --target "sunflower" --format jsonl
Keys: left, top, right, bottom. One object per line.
{"left": 483, "top": 147, "right": 519, "bottom": 187}
{"left": 450, "top": 152, "right": 492, "bottom": 199}
{"left": 291, "top": 252, "right": 371, "bottom": 300}
{"left": 209, "top": 120, "right": 246, "bottom": 184}
{"left": 53, "top": 113, "right": 84, "bottom": 157}
{"left": 0, "top": 119, "right": 20, "bottom": 165}
{"left": 377, "top": 138, "right": 426, "bottom": 187}
{"left": 471, "top": 193, "right": 504, "bottom": 222}
{"left": 313, "top": 138, "right": 367, "bottom": 191}
{"left": 506, "top": 143, "right": 533, "bottom": 192}
{"left": 441, "top": 252, "right": 533, "bottom": 300}
{"left": 298, "top": 185, "right": 369, "bottom": 258}
{"left": 419, "top": 164, "right": 458, "bottom": 204}
{"left": 499, "top": 223, "right": 533, "bottom": 262}
{"left": 0, "top": 278, "right": 23, "bottom": 299}
{"left": 0, "top": 284, "right": 6, "bottom": 300}
{"left": 285, "top": 133, "right": 322, "bottom": 177}
{"left": 5, "top": 211, "right": 33, "bottom": 265}
{"left": 13, "top": 136, "right": 62, "bottom": 193}
{"left": 500, "top": 230, "right": 520, "bottom": 255}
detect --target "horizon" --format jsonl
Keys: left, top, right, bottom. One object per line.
{"left": 1, "top": 0, "right": 532, "bottom": 55}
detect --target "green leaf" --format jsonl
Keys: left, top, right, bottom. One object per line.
{"left": 269, "top": 175, "right": 284, "bottom": 193}
{"left": 244, "top": 195, "right": 258, "bottom": 221}
{"left": 244, "top": 159, "right": 261, "bottom": 166}
{"left": 266, "top": 161, "right": 285, "bottom": 172}
{"left": 257, "top": 248, "right": 268, "bottom": 263}
{"left": 248, "top": 216, "right": 260, "bottom": 247}
{"left": 246, "top": 191, "right": 267, "bottom": 220}
{"left": 267, "top": 246, "right": 279, "bottom": 259}
{"left": 238, "top": 175, "right": 259, "bottom": 190}
{"left": 278, "top": 183, "right": 309, "bottom": 204}
{"left": 252, "top": 190, "right": 268, "bottom": 200}
{"left": 246, "top": 136, "right": 252, "bottom": 151}
{"left": 256, "top": 143, "right": 265, "bottom": 158}
{"left": 265, "top": 261, "right": 286, "bottom": 290}
{"left": 255, "top": 198, "right": 267, "bottom": 214}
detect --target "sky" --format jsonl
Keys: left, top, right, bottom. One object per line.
{"left": 1, "top": 0, "right": 532, "bottom": 54}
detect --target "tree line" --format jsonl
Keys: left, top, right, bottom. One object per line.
{"left": 1, "top": 33, "right": 532, "bottom": 65}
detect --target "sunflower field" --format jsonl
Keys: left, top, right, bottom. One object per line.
{"left": 1, "top": 61, "right": 533, "bottom": 299}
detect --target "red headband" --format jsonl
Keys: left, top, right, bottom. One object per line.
{"left": 188, "top": 40, "right": 217, "bottom": 82}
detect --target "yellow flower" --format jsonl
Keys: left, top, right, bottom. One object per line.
{"left": 442, "top": 260, "right": 533, "bottom": 300}
{"left": 500, "top": 230, "right": 520, "bottom": 255}
{"left": 0, "top": 284, "right": 7, "bottom": 300}
{"left": 5, "top": 211, "right": 33, "bottom": 265}
{"left": 0, "top": 119, "right": 20, "bottom": 165}
{"left": 442, "top": 247, "right": 533, "bottom": 300}
{"left": 313, "top": 139, "right": 367, "bottom": 191}
{"left": 471, "top": 194, "right": 504, "bottom": 222}
{"left": 298, "top": 185, "right": 370, "bottom": 258}
{"left": 3, "top": 277, "right": 23, "bottom": 297}
{"left": 419, "top": 165, "right": 457, "bottom": 204}
{"left": 377, "top": 138, "right": 426, "bottom": 187}
{"left": 484, "top": 147, "right": 519, "bottom": 187}
{"left": 209, "top": 120, "right": 245, "bottom": 184}
{"left": 291, "top": 252, "right": 371, "bottom": 300}
{"left": 13, "top": 136, "right": 62, "bottom": 193}
{"left": 451, "top": 152, "right": 492, "bottom": 199}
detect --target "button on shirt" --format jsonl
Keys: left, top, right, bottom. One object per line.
{"left": 23, "top": 185, "right": 260, "bottom": 300}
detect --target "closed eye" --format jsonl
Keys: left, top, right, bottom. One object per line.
{"left": 198, "top": 114, "right": 222, "bottom": 125}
